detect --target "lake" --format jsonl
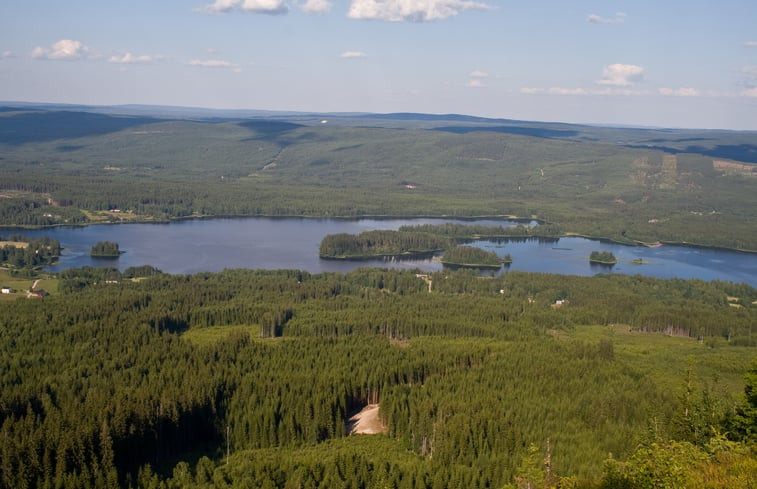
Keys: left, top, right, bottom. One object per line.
{"left": 3, "top": 217, "right": 756, "bottom": 287}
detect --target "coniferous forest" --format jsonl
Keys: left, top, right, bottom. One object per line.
{"left": 1, "top": 266, "right": 755, "bottom": 488}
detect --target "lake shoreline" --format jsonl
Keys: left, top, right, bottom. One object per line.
{"left": 2, "top": 214, "right": 756, "bottom": 255}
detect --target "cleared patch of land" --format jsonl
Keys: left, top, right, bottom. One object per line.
{"left": 347, "top": 404, "right": 387, "bottom": 435}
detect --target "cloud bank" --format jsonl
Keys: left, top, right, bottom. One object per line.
{"left": 347, "top": 0, "right": 490, "bottom": 22}
{"left": 109, "top": 53, "right": 159, "bottom": 64}
{"left": 202, "top": 0, "right": 288, "bottom": 14}
{"left": 190, "top": 58, "right": 241, "bottom": 72}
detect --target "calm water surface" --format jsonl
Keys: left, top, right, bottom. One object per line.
{"left": 3, "top": 217, "right": 756, "bottom": 287}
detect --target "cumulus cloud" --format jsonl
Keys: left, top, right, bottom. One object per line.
{"left": 466, "top": 79, "right": 485, "bottom": 88}
{"left": 190, "top": 58, "right": 241, "bottom": 72}
{"left": 109, "top": 53, "right": 159, "bottom": 64}
{"left": 201, "top": 0, "right": 288, "bottom": 14}
{"left": 741, "top": 87, "right": 757, "bottom": 97}
{"left": 1, "top": 50, "right": 15, "bottom": 59}
{"left": 32, "top": 39, "right": 89, "bottom": 60}
{"left": 744, "top": 41, "right": 757, "bottom": 47}
{"left": 597, "top": 63, "right": 644, "bottom": 86}
{"left": 347, "top": 0, "right": 491, "bottom": 22}
{"left": 469, "top": 69, "right": 488, "bottom": 78}
{"left": 588, "top": 12, "right": 625, "bottom": 24}
{"left": 242, "top": 0, "right": 288, "bottom": 14}
{"left": 658, "top": 87, "right": 700, "bottom": 97}
{"left": 340, "top": 51, "right": 367, "bottom": 58}
{"left": 301, "top": 0, "right": 332, "bottom": 14}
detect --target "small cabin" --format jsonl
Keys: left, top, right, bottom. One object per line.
{"left": 1, "top": 286, "right": 11, "bottom": 294}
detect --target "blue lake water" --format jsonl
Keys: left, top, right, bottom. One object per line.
{"left": 2, "top": 217, "right": 756, "bottom": 287}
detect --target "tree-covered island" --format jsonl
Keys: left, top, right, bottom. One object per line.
{"left": 589, "top": 251, "right": 618, "bottom": 265}
{"left": 440, "top": 245, "right": 504, "bottom": 268}
{"left": 319, "top": 230, "right": 453, "bottom": 259}
{"left": 90, "top": 241, "right": 122, "bottom": 258}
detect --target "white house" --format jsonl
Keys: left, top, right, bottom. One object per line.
{"left": 1, "top": 286, "right": 11, "bottom": 294}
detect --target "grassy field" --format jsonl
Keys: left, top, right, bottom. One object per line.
{"left": 568, "top": 324, "right": 754, "bottom": 398}
{"left": 0, "top": 269, "right": 58, "bottom": 300}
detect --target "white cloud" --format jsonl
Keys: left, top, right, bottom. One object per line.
{"left": 741, "top": 87, "right": 757, "bottom": 97}
{"left": 242, "top": 0, "right": 288, "bottom": 14}
{"left": 203, "top": 0, "right": 240, "bottom": 12}
{"left": 200, "top": 0, "right": 288, "bottom": 14}
{"left": 588, "top": 12, "right": 625, "bottom": 24}
{"left": 347, "top": 0, "right": 491, "bottom": 22}
{"left": 597, "top": 63, "right": 644, "bottom": 86}
{"left": 301, "top": 0, "right": 332, "bottom": 14}
{"left": 469, "top": 69, "right": 488, "bottom": 78}
{"left": 658, "top": 87, "right": 700, "bottom": 97}
{"left": 744, "top": 41, "right": 757, "bottom": 47}
{"left": 1, "top": 50, "right": 15, "bottom": 59}
{"left": 32, "top": 39, "right": 89, "bottom": 60}
{"left": 190, "top": 58, "right": 241, "bottom": 72}
{"left": 340, "top": 51, "right": 367, "bottom": 58}
{"left": 466, "top": 79, "right": 485, "bottom": 88}
{"left": 109, "top": 53, "right": 159, "bottom": 64}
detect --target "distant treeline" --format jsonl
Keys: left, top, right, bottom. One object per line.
{"left": 399, "top": 222, "right": 563, "bottom": 239}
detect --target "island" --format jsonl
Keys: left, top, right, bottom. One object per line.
{"left": 440, "top": 246, "right": 504, "bottom": 269}
{"left": 319, "top": 230, "right": 452, "bottom": 259}
{"left": 589, "top": 251, "right": 618, "bottom": 265}
{"left": 90, "top": 241, "right": 122, "bottom": 258}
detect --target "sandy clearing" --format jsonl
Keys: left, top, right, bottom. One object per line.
{"left": 347, "top": 404, "right": 387, "bottom": 435}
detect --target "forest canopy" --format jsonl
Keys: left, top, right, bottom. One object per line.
{"left": 0, "top": 266, "right": 755, "bottom": 488}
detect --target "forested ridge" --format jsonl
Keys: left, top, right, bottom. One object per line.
{"left": 2, "top": 108, "right": 757, "bottom": 250}
{"left": 1, "top": 267, "right": 755, "bottom": 488}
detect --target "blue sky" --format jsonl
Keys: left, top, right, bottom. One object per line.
{"left": 1, "top": 0, "right": 756, "bottom": 129}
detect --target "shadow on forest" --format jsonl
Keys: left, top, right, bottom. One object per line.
{"left": 0, "top": 110, "right": 160, "bottom": 145}
{"left": 432, "top": 125, "right": 580, "bottom": 138}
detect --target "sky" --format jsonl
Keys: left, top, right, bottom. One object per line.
{"left": 1, "top": 0, "right": 756, "bottom": 130}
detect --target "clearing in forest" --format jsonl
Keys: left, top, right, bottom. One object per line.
{"left": 347, "top": 404, "right": 387, "bottom": 435}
